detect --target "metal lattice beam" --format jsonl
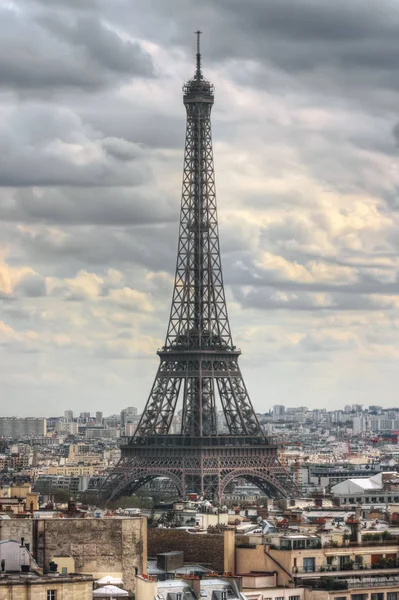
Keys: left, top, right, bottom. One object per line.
{"left": 99, "top": 35, "right": 299, "bottom": 503}
{"left": 133, "top": 35, "right": 261, "bottom": 439}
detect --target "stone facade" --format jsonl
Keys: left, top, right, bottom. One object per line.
{"left": 0, "top": 517, "right": 146, "bottom": 594}
{"left": 0, "top": 575, "right": 92, "bottom": 600}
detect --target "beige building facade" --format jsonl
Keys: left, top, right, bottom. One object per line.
{"left": 0, "top": 575, "right": 93, "bottom": 600}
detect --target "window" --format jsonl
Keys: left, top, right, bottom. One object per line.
{"left": 371, "top": 594, "right": 384, "bottom": 600}
{"left": 47, "top": 592, "right": 56, "bottom": 600}
{"left": 211, "top": 592, "right": 227, "bottom": 600}
{"left": 388, "top": 594, "right": 398, "bottom": 600}
{"left": 275, "top": 597, "right": 284, "bottom": 600}
{"left": 289, "top": 596, "right": 300, "bottom": 600}
{"left": 303, "top": 557, "right": 315, "bottom": 572}
{"left": 339, "top": 555, "right": 351, "bottom": 570}
{"left": 335, "top": 597, "right": 347, "bottom": 600}
{"left": 351, "top": 595, "right": 367, "bottom": 600}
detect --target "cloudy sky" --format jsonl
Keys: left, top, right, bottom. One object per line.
{"left": 2, "top": 0, "right": 399, "bottom": 417}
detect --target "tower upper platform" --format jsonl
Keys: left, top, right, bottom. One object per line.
{"left": 183, "top": 31, "right": 214, "bottom": 105}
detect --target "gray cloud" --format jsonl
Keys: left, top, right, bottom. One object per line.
{"left": 2, "top": 0, "right": 399, "bottom": 413}
{"left": 0, "top": 5, "right": 153, "bottom": 95}
{"left": 0, "top": 187, "right": 175, "bottom": 226}
{"left": 113, "top": 0, "right": 399, "bottom": 110}
{"left": 14, "top": 274, "right": 47, "bottom": 298}
{"left": 0, "top": 104, "right": 152, "bottom": 187}
{"left": 234, "top": 286, "right": 392, "bottom": 313}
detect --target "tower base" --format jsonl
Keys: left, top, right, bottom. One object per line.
{"left": 101, "top": 435, "right": 298, "bottom": 502}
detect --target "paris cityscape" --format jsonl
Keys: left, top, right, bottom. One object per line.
{"left": 2, "top": 1, "right": 399, "bottom": 600}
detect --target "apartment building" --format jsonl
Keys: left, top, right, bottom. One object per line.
{"left": 236, "top": 531, "right": 399, "bottom": 600}
{"left": 0, "top": 418, "right": 46, "bottom": 438}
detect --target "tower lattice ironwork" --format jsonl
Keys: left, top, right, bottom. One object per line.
{"left": 100, "top": 33, "right": 298, "bottom": 502}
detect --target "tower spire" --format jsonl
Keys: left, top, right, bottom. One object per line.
{"left": 195, "top": 30, "right": 202, "bottom": 79}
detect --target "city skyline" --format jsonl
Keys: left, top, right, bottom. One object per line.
{"left": 2, "top": 0, "right": 399, "bottom": 415}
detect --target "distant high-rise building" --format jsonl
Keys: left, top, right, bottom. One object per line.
{"left": 352, "top": 416, "right": 365, "bottom": 434}
{"left": 96, "top": 411, "right": 103, "bottom": 425}
{"left": 85, "top": 428, "right": 120, "bottom": 439}
{"left": 273, "top": 405, "right": 285, "bottom": 418}
{"left": 104, "top": 415, "right": 119, "bottom": 428}
{"left": 0, "top": 418, "right": 46, "bottom": 438}
{"left": 79, "top": 412, "right": 90, "bottom": 421}
{"left": 120, "top": 407, "right": 138, "bottom": 428}
{"left": 56, "top": 421, "right": 79, "bottom": 435}
{"left": 64, "top": 410, "right": 73, "bottom": 421}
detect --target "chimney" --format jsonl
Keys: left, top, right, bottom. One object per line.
{"left": 223, "top": 530, "right": 235, "bottom": 574}
{"left": 222, "top": 575, "right": 243, "bottom": 593}
{"left": 183, "top": 576, "right": 201, "bottom": 599}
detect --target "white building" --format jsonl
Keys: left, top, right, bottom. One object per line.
{"left": 0, "top": 418, "right": 46, "bottom": 438}
{"left": 85, "top": 428, "right": 120, "bottom": 439}
{"left": 56, "top": 421, "right": 79, "bottom": 435}
{"left": 273, "top": 405, "right": 285, "bottom": 418}
{"left": 331, "top": 472, "right": 399, "bottom": 505}
{"left": 120, "top": 407, "right": 138, "bottom": 427}
{"left": 0, "top": 540, "right": 40, "bottom": 572}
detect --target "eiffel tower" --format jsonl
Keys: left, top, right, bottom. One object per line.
{"left": 101, "top": 33, "right": 297, "bottom": 502}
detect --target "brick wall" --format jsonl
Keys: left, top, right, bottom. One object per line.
{"left": 148, "top": 529, "right": 225, "bottom": 572}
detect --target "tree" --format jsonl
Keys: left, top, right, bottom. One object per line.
{"left": 52, "top": 488, "right": 72, "bottom": 503}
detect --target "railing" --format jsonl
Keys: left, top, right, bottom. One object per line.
{"left": 295, "top": 563, "right": 399, "bottom": 575}
{"left": 273, "top": 543, "right": 322, "bottom": 551}
{"left": 345, "top": 577, "right": 399, "bottom": 589}
{"left": 324, "top": 540, "right": 399, "bottom": 548}
{"left": 300, "top": 576, "right": 399, "bottom": 591}
{"left": 351, "top": 540, "right": 399, "bottom": 547}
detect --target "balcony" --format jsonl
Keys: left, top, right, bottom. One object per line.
{"left": 346, "top": 576, "right": 399, "bottom": 588}
{"left": 294, "top": 563, "right": 399, "bottom": 577}
{"left": 274, "top": 538, "right": 322, "bottom": 551}
{"left": 301, "top": 575, "right": 399, "bottom": 590}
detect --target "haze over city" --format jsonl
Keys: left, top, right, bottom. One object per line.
{"left": 2, "top": 0, "right": 399, "bottom": 415}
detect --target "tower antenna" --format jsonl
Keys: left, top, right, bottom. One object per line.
{"left": 195, "top": 30, "right": 202, "bottom": 79}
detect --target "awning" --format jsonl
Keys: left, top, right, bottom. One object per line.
{"left": 93, "top": 585, "right": 129, "bottom": 597}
